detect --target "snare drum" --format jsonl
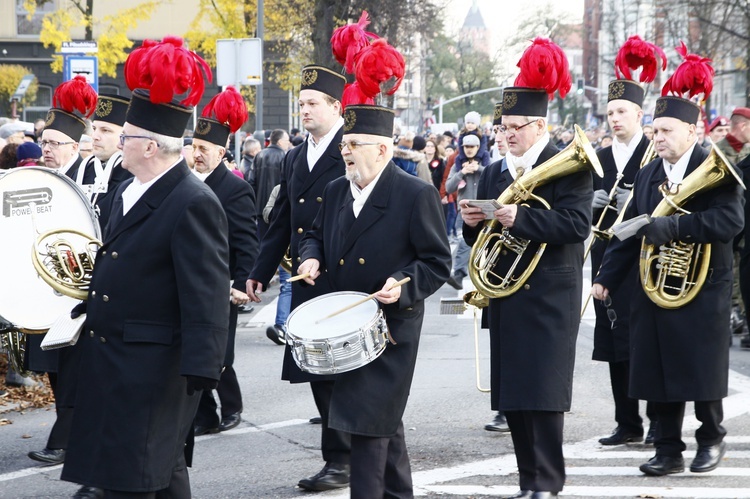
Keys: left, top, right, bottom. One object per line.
{"left": 0, "top": 167, "right": 100, "bottom": 332}
{"left": 286, "top": 291, "right": 388, "bottom": 375}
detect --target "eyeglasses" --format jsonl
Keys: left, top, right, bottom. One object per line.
{"left": 498, "top": 120, "right": 538, "bottom": 134}
{"left": 119, "top": 134, "right": 157, "bottom": 147}
{"left": 40, "top": 140, "right": 74, "bottom": 149}
{"left": 603, "top": 295, "right": 617, "bottom": 330}
{"left": 338, "top": 141, "right": 380, "bottom": 151}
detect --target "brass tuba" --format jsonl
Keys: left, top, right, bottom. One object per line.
{"left": 640, "top": 145, "right": 745, "bottom": 309}
{"left": 32, "top": 228, "right": 102, "bottom": 301}
{"left": 468, "top": 124, "right": 604, "bottom": 299}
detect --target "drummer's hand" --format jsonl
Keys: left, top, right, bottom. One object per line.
{"left": 297, "top": 258, "right": 320, "bottom": 285}
{"left": 374, "top": 277, "right": 401, "bottom": 305}
{"left": 230, "top": 288, "right": 250, "bottom": 306}
{"left": 591, "top": 283, "right": 609, "bottom": 301}
{"left": 246, "top": 279, "right": 264, "bottom": 302}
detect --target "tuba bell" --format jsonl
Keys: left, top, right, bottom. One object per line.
{"left": 640, "top": 145, "right": 745, "bottom": 309}
{"left": 468, "top": 124, "right": 603, "bottom": 300}
{"left": 32, "top": 228, "right": 102, "bottom": 301}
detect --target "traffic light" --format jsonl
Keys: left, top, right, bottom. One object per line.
{"left": 576, "top": 78, "right": 584, "bottom": 95}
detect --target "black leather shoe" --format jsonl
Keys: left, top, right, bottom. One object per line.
{"left": 530, "top": 493, "right": 558, "bottom": 499}
{"left": 446, "top": 275, "right": 463, "bottom": 290}
{"left": 73, "top": 486, "right": 104, "bottom": 498}
{"left": 645, "top": 421, "right": 658, "bottom": 445}
{"left": 485, "top": 412, "right": 510, "bottom": 432}
{"left": 309, "top": 416, "right": 322, "bottom": 424}
{"left": 297, "top": 463, "right": 350, "bottom": 491}
{"left": 218, "top": 412, "right": 242, "bottom": 432}
{"left": 266, "top": 324, "right": 286, "bottom": 345}
{"left": 598, "top": 426, "right": 643, "bottom": 445}
{"left": 690, "top": 441, "right": 726, "bottom": 473}
{"left": 28, "top": 447, "right": 65, "bottom": 464}
{"left": 639, "top": 455, "right": 684, "bottom": 476}
{"left": 503, "top": 490, "right": 532, "bottom": 499}
{"left": 194, "top": 424, "right": 220, "bottom": 436}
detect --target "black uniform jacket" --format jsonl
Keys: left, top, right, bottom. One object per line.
{"left": 249, "top": 126, "right": 345, "bottom": 382}
{"left": 591, "top": 135, "right": 649, "bottom": 362}
{"left": 205, "top": 164, "right": 259, "bottom": 365}
{"left": 65, "top": 154, "right": 96, "bottom": 185}
{"left": 595, "top": 145, "right": 744, "bottom": 402}
{"left": 61, "top": 160, "right": 230, "bottom": 492}
{"left": 463, "top": 142, "right": 593, "bottom": 412}
{"left": 299, "top": 162, "right": 451, "bottom": 436}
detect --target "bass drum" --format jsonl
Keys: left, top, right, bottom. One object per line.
{"left": 0, "top": 167, "right": 100, "bottom": 332}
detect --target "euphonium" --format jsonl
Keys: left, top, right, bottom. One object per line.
{"left": 468, "top": 124, "right": 604, "bottom": 299}
{"left": 32, "top": 228, "right": 102, "bottom": 301}
{"left": 280, "top": 246, "right": 293, "bottom": 273}
{"left": 640, "top": 145, "right": 745, "bottom": 309}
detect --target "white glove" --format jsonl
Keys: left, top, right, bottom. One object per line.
{"left": 615, "top": 186, "right": 631, "bottom": 213}
{"left": 592, "top": 189, "right": 610, "bottom": 210}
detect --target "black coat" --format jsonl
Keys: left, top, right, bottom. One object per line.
{"left": 463, "top": 142, "right": 593, "bottom": 412}
{"left": 205, "top": 164, "right": 259, "bottom": 365}
{"left": 65, "top": 155, "right": 96, "bottom": 185}
{"left": 61, "top": 161, "right": 230, "bottom": 492}
{"left": 591, "top": 136, "right": 649, "bottom": 362}
{"left": 299, "top": 162, "right": 451, "bottom": 436}
{"left": 595, "top": 145, "right": 744, "bottom": 402}
{"left": 249, "top": 144, "right": 287, "bottom": 216}
{"left": 249, "top": 127, "right": 345, "bottom": 382}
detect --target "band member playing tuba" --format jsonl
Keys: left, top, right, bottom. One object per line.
{"left": 591, "top": 36, "right": 664, "bottom": 447}
{"left": 460, "top": 38, "right": 593, "bottom": 499}
{"left": 592, "top": 42, "right": 744, "bottom": 477}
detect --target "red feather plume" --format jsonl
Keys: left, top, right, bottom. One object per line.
{"left": 341, "top": 82, "right": 375, "bottom": 109}
{"left": 124, "top": 36, "right": 212, "bottom": 107}
{"left": 52, "top": 75, "right": 98, "bottom": 118}
{"left": 331, "top": 11, "right": 379, "bottom": 74}
{"left": 352, "top": 38, "right": 405, "bottom": 101}
{"left": 514, "top": 37, "right": 572, "bottom": 100}
{"left": 661, "top": 41, "right": 714, "bottom": 101}
{"left": 202, "top": 86, "right": 248, "bottom": 134}
{"left": 614, "top": 35, "right": 667, "bottom": 83}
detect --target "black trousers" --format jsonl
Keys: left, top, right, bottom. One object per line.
{"left": 310, "top": 380, "right": 351, "bottom": 465}
{"left": 350, "top": 421, "right": 412, "bottom": 499}
{"left": 505, "top": 410, "right": 565, "bottom": 493}
{"left": 47, "top": 344, "right": 83, "bottom": 450}
{"left": 652, "top": 399, "right": 725, "bottom": 458}
{"left": 609, "top": 361, "right": 656, "bottom": 432}
{"left": 102, "top": 455, "right": 191, "bottom": 498}
{"left": 194, "top": 305, "right": 243, "bottom": 427}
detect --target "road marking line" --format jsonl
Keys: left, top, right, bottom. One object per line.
{"left": 420, "top": 485, "right": 750, "bottom": 498}
{"left": 0, "top": 464, "right": 61, "bottom": 483}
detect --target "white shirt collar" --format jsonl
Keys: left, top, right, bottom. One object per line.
{"left": 350, "top": 165, "right": 386, "bottom": 218}
{"left": 306, "top": 117, "right": 344, "bottom": 171}
{"left": 663, "top": 140, "right": 698, "bottom": 187}
{"left": 58, "top": 154, "right": 80, "bottom": 176}
{"left": 121, "top": 159, "right": 180, "bottom": 215}
{"left": 506, "top": 132, "right": 550, "bottom": 180}
{"left": 611, "top": 130, "right": 644, "bottom": 173}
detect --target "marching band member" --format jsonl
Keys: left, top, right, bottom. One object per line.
{"left": 591, "top": 36, "right": 662, "bottom": 447}
{"left": 61, "top": 37, "right": 229, "bottom": 498}
{"left": 191, "top": 87, "right": 259, "bottom": 435}
{"left": 592, "top": 42, "right": 743, "bottom": 476}
{"left": 460, "top": 38, "right": 593, "bottom": 499}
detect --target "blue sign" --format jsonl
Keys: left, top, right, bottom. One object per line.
{"left": 63, "top": 55, "right": 98, "bottom": 93}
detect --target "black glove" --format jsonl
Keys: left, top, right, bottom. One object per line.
{"left": 70, "top": 301, "right": 87, "bottom": 319}
{"left": 186, "top": 376, "right": 218, "bottom": 396}
{"left": 636, "top": 215, "right": 679, "bottom": 246}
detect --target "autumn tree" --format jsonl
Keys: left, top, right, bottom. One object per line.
{"left": 21, "top": 0, "right": 159, "bottom": 77}
{"left": 0, "top": 65, "right": 38, "bottom": 117}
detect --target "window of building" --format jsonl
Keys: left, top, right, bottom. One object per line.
{"left": 16, "top": 0, "right": 56, "bottom": 37}
{"left": 31, "top": 84, "right": 52, "bottom": 108}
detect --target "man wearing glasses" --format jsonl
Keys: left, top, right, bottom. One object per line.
{"left": 297, "top": 104, "right": 450, "bottom": 498}
{"left": 246, "top": 65, "right": 353, "bottom": 491}
{"left": 460, "top": 81, "right": 593, "bottom": 497}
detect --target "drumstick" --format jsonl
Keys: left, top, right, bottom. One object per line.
{"left": 287, "top": 273, "right": 310, "bottom": 283}
{"left": 315, "top": 277, "right": 411, "bottom": 324}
